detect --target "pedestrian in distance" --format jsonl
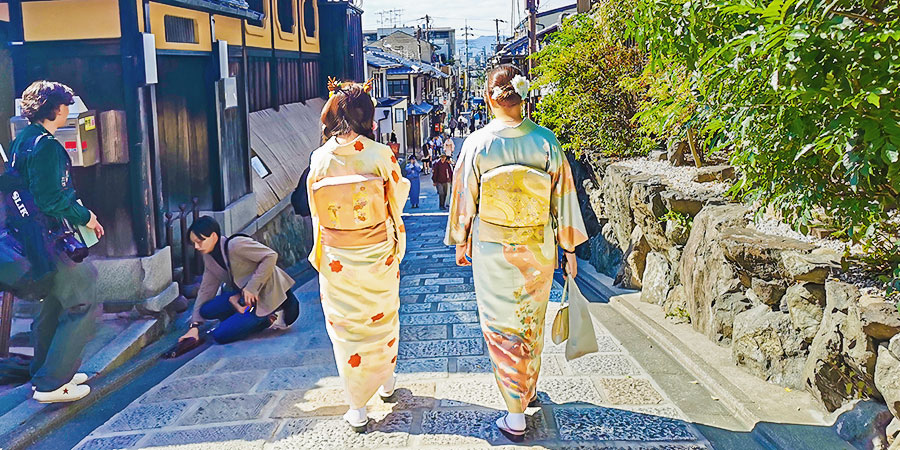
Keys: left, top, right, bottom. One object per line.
{"left": 443, "top": 135, "right": 455, "bottom": 158}
{"left": 7, "top": 81, "right": 105, "bottom": 404}
{"left": 449, "top": 118, "right": 457, "bottom": 137}
{"left": 307, "top": 77, "right": 410, "bottom": 432}
{"left": 405, "top": 155, "right": 422, "bottom": 209}
{"left": 179, "top": 216, "right": 298, "bottom": 346}
{"left": 432, "top": 154, "right": 453, "bottom": 210}
{"left": 421, "top": 143, "right": 432, "bottom": 175}
{"left": 445, "top": 65, "right": 588, "bottom": 440}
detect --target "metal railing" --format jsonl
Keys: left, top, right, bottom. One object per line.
{"left": 165, "top": 197, "right": 202, "bottom": 289}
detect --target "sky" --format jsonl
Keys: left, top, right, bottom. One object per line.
{"left": 357, "top": 0, "right": 575, "bottom": 38}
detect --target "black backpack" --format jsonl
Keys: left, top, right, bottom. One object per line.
{"left": 0, "top": 134, "right": 59, "bottom": 296}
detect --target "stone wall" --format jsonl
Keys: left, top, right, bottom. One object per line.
{"left": 251, "top": 206, "right": 314, "bottom": 271}
{"left": 580, "top": 157, "right": 900, "bottom": 436}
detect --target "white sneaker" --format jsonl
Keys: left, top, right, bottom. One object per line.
{"left": 32, "top": 373, "right": 89, "bottom": 391}
{"left": 33, "top": 383, "right": 90, "bottom": 403}
{"left": 269, "top": 311, "right": 289, "bottom": 330}
{"left": 378, "top": 373, "right": 397, "bottom": 399}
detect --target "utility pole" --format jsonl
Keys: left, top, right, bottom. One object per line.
{"left": 462, "top": 21, "right": 475, "bottom": 102}
{"left": 577, "top": 0, "right": 591, "bottom": 13}
{"left": 526, "top": 0, "right": 538, "bottom": 116}
{"left": 494, "top": 18, "right": 507, "bottom": 52}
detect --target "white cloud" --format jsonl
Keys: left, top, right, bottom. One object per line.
{"left": 358, "top": 0, "right": 517, "bottom": 38}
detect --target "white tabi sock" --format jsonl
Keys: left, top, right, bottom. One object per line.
{"left": 344, "top": 406, "right": 367, "bottom": 425}
{"left": 506, "top": 412, "right": 526, "bottom": 430}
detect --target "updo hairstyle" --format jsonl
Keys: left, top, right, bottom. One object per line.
{"left": 484, "top": 64, "right": 524, "bottom": 108}
{"left": 321, "top": 80, "right": 376, "bottom": 142}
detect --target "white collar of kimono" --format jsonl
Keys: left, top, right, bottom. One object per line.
{"left": 324, "top": 135, "right": 369, "bottom": 155}
{"left": 484, "top": 118, "right": 537, "bottom": 138}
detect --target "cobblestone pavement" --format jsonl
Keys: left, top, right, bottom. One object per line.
{"left": 74, "top": 178, "right": 713, "bottom": 450}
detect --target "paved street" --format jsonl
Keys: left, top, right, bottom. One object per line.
{"left": 72, "top": 165, "right": 714, "bottom": 449}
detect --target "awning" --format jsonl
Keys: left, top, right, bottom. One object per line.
{"left": 408, "top": 103, "right": 434, "bottom": 116}
{"left": 153, "top": 0, "right": 263, "bottom": 20}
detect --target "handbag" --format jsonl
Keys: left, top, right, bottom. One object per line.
{"left": 551, "top": 273, "right": 599, "bottom": 360}
{"left": 291, "top": 167, "right": 311, "bottom": 217}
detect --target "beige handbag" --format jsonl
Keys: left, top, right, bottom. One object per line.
{"left": 551, "top": 274, "right": 599, "bottom": 360}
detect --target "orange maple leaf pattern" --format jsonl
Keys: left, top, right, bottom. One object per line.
{"left": 371, "top": 312, "right": 385, "bottom": 322}
{"left": 329, "top": 260, "right": 343, "bottom": 273}
{"left": 386, "top": 255, "right": 395, "bottom": 266}
{"left": 387, "top": 338, "right": 396, "bottom": 347}
{"left": 354, "top": 141, "right": 364, "bottom": 151}
{"left": 349, "top": 353, "right": 361, "bottom": 367}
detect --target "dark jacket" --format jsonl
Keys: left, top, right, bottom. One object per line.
{"left": 432, "top": 159, "right": 453, "bottom": 184}
{"left": 9, "top": 123, "right": 91, "bottom": 227}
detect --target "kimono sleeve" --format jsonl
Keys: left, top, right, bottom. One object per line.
{"left": 549, "top": 138, "right": 588, "bottom": 252}
{"left": 444, "top": 138, "right": 479, "bottom": 246}
{"left": 380, "top": 148, "right": 411, "bottom": 260}
{"left": 306, "top": 152, "right": 324, "bottom": 271}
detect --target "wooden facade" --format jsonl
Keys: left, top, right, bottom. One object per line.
{"left": 3, "top": 0, "right": 363, "bottom": 262}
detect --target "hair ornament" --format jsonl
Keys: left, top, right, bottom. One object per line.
{"left": 510, "top": 75, "right": 530, "bottom": 99}
{"left": 491, "top": 86, "right": 505, "bottom": 100}
{"left": 327, "top": 76, "right": 342, "bottom": 98}
{"left": 362, "top": 78, "right": 375, "bottom": 93}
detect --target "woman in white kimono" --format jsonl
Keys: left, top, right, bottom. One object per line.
{"left": 307, "top": 78, "right": 410, "bottom": 431}
{"left": 445, "top": 65, "right": 588, "bottom": 439}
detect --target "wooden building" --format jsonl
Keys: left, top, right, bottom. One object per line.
{"left": 2, "top": 0, "right": 364, "bottom": 305}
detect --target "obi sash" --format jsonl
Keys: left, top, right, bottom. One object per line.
{"left": 478, "top": 164, "right": 551, "bottom": 244}
{"left": 312, "top": 174, "right": 388, "bottom": 231}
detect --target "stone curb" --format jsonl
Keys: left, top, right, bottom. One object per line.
{"left": 0, "top": 316, "right": 172, "bottom": 450}
{"left": 608, "top": 293, "right": 759, "bottom": 429}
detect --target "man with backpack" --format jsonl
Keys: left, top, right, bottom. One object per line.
{"left": 5, "top": 81, "right": 104, "bottom": 403}
{"left": 178, "top": 216, "right": 299, "bottom": 345}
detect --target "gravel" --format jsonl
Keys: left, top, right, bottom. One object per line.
{"left": 617, "top": 158, "right": 730, "bottom": 197}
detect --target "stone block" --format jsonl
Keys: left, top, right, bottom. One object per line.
{"left": 178, "top": 393, "right": 274, "bottom": 426}
{"left": 721, "top": 227, "right": 816, "bottom": 281}
{"left": 423, "top": 292, "right": 477, "bottom": 302}
{"left": 456, "top": 355, "right": 493, "bottom": 373}
{"left": 876, "top": 336, "right": 900, "bottom": 420}
{"left": 862, "top": 302, "right": 900, "bottom": 341}
{"left": 832, "top": 399, "right": 893, "bottom": 450}
{"left": 442, "top": 284, "right": 473, "bottom": 293}
{"left": 215, "top": 350, "right": 334, "bottom": 373}
{"left": 91, "top": 247, "right": 173, "bottom": 303}
{"left": 400, "top": 324, "right": 448, "bottom": 341}
{"left": 255, "top": 366, "right": 341, "bottom": 392}
{"left": 399, "top": 285, "right": 440, "bottom": 295}
{"left": 399, "top": 303, "right": 433, "bottom": 313}
{"left": 399, "top": 311, "right": 478, "bottom": 325}
{"left": 732, "top": 305, "right": 807, "bottom": 389}
{"left": 438, "top": 301, "right": 478, "bottom": 312}
{"left": 750, "top": 277, "right": 787, "bottom": 307}
{"left": 536, "top": 376, "right": 604, "bottom": 405}
{"left": 271, "top": 414, "right": 411, "bottom": 449}
{"left": 693, "top": 165, "right": 735, "bottom": 183}
{"left": 103, "top": 401, "right": 190, "bottom": 432}
{"left": 398, "top": 338, "right": 483, "bottom": 359}
{"left": 74, "top": 434, "right": 144, "bottom": 450}
{"left": 270, "top": 388, "right": 349, "bottom": 418}
{"left": 424, "top": 277, "right": 465, "bottom": 285}
{"left": 451, "top": 323, "right": 483, "bottom": 338}
{"left": 567, "top": 354, "right": 640, "bottom": 377}
{"left": 554, "top": 407, "right": 697, "bottom": 441}
{"left": 141, "top": 282, "right": 180, "bottom": 313}
{"left": 597, "top": 378, "right": 664, "bottom": 405}
{"left": 395, "top": 357, "right": 448, "bottom": 376}
{"left": 143, "top": 371, "right": 265, "bottom": 403}
{"left": 781, "top": 250, "right": 839, "bottom": 284}
{"left": 437, "top": 379, "right": 507, "bottom": 408}
{"left": 420, "top": 409, "right": 551, "bottom": 446}
{"left": 784, "top": 282, "right": 826, "bottom": 343}
{"left": 650, "top": 150, "right": 668, "bottom": 161}
{"left": 641, "top": 252, "right": 672, "bottom": 305}
{"left": 140, "top": 421, "right": 277, "bottom": 447}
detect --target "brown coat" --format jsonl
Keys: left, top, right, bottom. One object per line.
{"left": 192, "top": 235, "right": 295, "bottom": 322}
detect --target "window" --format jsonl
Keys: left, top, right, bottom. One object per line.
{"left": 394, "top": 108, "right": 406, "bottom": 123}
{"left": 163, "top": 15, "right": 197, "bottom": 43}
{"left": 303, "top": 0, "right": 316, "bottom": 38}
{"left": 277, "top": 0, "right": 294, "bottom": 33}
{"left": 388, "top": 79, "right": 410, "bottom": 97}
{"left": 247, "top": 0, "right": 264, "bottom": 27}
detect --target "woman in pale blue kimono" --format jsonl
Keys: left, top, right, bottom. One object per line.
{"left": 445, "top": 65, "right": 588, "bottom": 439}
{"left": 405, "top": 155, "right": 422, "bottom": 208}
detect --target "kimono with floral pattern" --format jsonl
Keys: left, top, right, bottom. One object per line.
{"left": 307, "top": 135, "right": 410, "bottom": 409}
{"left": 445, "top": 119, "right": 588, "bottom": 412}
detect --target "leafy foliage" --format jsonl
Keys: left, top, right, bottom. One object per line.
{"left": 624, "top": 0, "right": 900, "bottom": 288}
{"left": 531, "top": 1, "right": 653, "bottom": 158}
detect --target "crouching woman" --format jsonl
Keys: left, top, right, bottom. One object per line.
{"left": 179, "top": 217, "right": 298, "bottom": 345}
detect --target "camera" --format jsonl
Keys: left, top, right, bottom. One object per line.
{"left": 57, "top": 230, "right": 88, "bottom": 263}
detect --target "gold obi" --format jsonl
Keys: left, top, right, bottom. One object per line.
{"left": 312, "top": 174, "right": 388, "bottom": 231}
{"left": 477, "top": 164, "right": 552, "bottom": 245}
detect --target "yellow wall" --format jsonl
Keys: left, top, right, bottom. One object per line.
{"left": 300, "top": 0, "right": 319, "bottom": 53}
{"left": 23, "top": 0, "right": 121, "bottom": 41}
{"left": 137, "top": 0, "right": 144, "bottom": 32}
{"left": 149, "top": 2, "right": 211, "bottom": 52}
{"left": 244, "top": 0, "right": 271, "bottom": 49}
{"left": 272, "top": 0, "right": 298, "bottom": 51}
{"left": 214, "top": 15, "right": 243, "bottom": 45}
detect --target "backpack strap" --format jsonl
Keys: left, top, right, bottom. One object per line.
{"left": 223, "top": 233, "right": 253, "bottom": 289}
